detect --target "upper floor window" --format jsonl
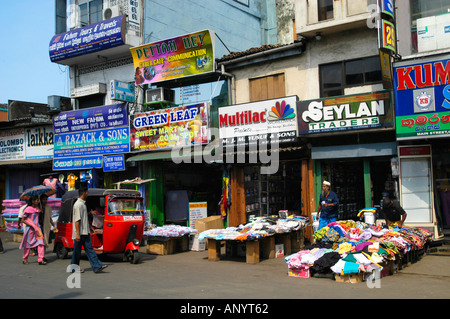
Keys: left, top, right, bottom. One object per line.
{"left": 320, "top": 56, "right": 382, "bottom": 98}
{"left": 318, "top": 0, "right": 334, "bottom": 21}
{"left": 80, "top": 0, "right": 103, "bottom": 26}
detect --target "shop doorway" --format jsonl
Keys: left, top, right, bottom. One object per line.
{"left": 244, "top": 160, "right": 302, "bottom": 220}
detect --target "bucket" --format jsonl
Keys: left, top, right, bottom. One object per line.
{"left": 311, "top": 212, "right": 318, "bottom": 222}
{"left": 364, "top": 212, "right": 376, "bottom": 225}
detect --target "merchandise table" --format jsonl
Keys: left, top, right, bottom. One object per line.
{"left": 206, "top": 230, "right": 304, "bottom": 264}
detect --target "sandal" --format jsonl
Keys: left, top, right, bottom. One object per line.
{"left": 23, "top": 260, "right": 29, "bottom": 265}
{"left": 38, "top": 260, "right": 47, "bottom": 265}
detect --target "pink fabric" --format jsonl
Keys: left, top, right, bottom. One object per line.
{"left": 43, "top": 178, "right": 57, "bottom": 198}
{"left": 23, "top": 246, "right": 45, "bottom": 262}
{"left": 19, "top": 206, "right": 44, "bottom": 249}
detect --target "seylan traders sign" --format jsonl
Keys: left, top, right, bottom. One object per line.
{"left": 130, "top": 30, "right": 215, "bottom": 85}
{"left": 298, "top": 91, "right": 392, "bottom": 135}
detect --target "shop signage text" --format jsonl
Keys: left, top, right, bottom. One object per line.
{"left": 130, "top": 103, "right": 209, "bottom": 152}
{"left": 394, "top": 56, "right": 450, "bottom": 139}
{"left": 49, "top": 15, "right": 125, "bottom": 63}
{"left": 298, "top": 91, "right": 392, "bottom": 134}
{"left": 130, "top": 30, "right": 215, "bottom": 84}
{"left": 219, "top": 97, "right": 298, "bottom": 145}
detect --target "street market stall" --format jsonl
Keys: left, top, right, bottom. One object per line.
{"left": 199, "top": 216, "right": 310, "bottom": 264}
{"left": 144, "top": 225, "right": 198, "bottom": 255}
{"left": 285, "top": 219, "right": 433, "bottom": 282}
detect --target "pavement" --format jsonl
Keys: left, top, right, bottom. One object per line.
{"left": 1, "top": 231, "right": 449, "bottom": 301}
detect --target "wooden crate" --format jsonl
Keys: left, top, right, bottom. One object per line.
{"left": 146, "top": 235, "right": 189, "bottom": 255}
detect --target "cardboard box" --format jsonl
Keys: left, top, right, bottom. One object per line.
{"left": 288, "top": 267, "right": 310, "bottom": 278}
{"left": 335, "top": 273, "right": 364, "bottom": 284}
{"left": 189, "top": 234, "right": 206, "bottom": 251}
{"left": 195, "top": 215, "right": 224, "bottom": 233}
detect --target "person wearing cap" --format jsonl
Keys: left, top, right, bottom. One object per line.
{"left": 382, "top": 194, "right": 407, "bottom": 228}
{"left": 318, "top": 181, "right": 339, "bottom": 229}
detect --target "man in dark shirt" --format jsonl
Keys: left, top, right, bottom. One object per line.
{"left": 382, "top": 194, "right": 407, "bottom": 228}
{"left": 318, "top": 181, "right": 339, "bottom": 229}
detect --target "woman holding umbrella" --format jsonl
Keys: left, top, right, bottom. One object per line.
{"left": 19, "top": 195, "right": 46, "bottom": 265}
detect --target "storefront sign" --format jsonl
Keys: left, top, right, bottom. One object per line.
{"left": 298, "top": 91, "right": 392, "bottom": 134}
{"left": 393, "top": 55, "right": 450, "bottom": 140}
{"left": 49, "top": 15, "right": 126, "bottom": 63}
{"left": 53, "top": 155, "right": 103, "bottom": 171}
{"left": 24, "top": 125, "right": 54, "bottom": 159}
{"left": 54, "top": 126, "right": 130, "bottom": 158}
{"left": 219, "top": 96, "right": 298, "bottom": 145}
{"left": 103, "top": 154, "right": 125, "bottom": 172}
{"left": 130, "top": 30, "right": 215, "bottom": 84}
{"left": 130, "top": 103, "right": 209, "bottom": 152}
{"left": 189, "top": 202, "right": 208, "bottom": 229}
{"left": 381, "top": 19, "right": 396, "bottom": 54}
{"left": 110, "top": 80, "right": 135, "bottom": 102}
{"left": 0, "top": 129, "right": 25, "bottom": 161}
{"left": 53, "top": 103, "right": 127, "bottom": 134}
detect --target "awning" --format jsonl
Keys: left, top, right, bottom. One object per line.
{"left": 127, "top": 145, "right": 303, "bottom": 163}
{"left": 311, "top": 142, "right": 397, "bottom": 160}
{"left": 0, "top": 158, "right": 52, "bottom": 166}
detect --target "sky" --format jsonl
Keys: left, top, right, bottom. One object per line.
{"left": 0, "top": 1, "right": 69, "bottom": 105}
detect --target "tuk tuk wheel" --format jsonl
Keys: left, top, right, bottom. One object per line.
{"left": 125, "top": 250, "right": 139, "bottom": 264}
{"left": 55, "top": 242, "right": 68, "bottom": 259}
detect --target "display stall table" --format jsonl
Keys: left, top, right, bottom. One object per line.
{"left": 200, "top": 216, "right": 309, "bottom": 264}
{"left": 144, "top": 225, "right": 198, "bottom": 255}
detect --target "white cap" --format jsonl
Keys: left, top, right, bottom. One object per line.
{"left": 322, "top": 181, "right": 331, "bottom": 186}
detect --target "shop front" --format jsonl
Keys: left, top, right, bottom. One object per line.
{"left": 297, "top": 91, "right": 396, "bottom": 221}
{"left": 393, "top": 53, "right": 450, "bottom": 239}
{"left": 218, "top": 96, "right": 311, "bottom": 227}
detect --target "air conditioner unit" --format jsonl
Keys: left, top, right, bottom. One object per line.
{"left": 145, "top": 88, "right": 175, "bottom": 104}
{"left": 103, "top": 5, "right": 123, "bottom": 20}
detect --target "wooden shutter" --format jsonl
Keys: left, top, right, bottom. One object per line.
{"left": 249, "top": 73, "right": 285, "bottom": 102}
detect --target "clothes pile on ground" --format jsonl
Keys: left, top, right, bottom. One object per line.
{"left": 199, "top": 216, "right": 309, "bottom": 241}
{"left": 143, "top": 225, "right": 198, "bottom": 238}
{"left": 285, "top": 220, "right": 433, "bottom": 282}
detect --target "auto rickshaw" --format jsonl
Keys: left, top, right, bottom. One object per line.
{"left": 53, "top": 188, "right": 145, "bottom": 264}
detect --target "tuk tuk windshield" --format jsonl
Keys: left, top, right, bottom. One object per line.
{"left": 108, "top": 199, "right": 144, "bottom": 216}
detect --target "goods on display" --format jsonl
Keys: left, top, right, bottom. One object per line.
{"left": 1, "top": 198, "right": 60, "bottom": 232}
{"left": 199, "top": 216, "right": 309, "bottom": 241}
{"left": 285, "top": 219, "right": 433, "bottom": 282}
{"left": 143, "top": 225, "right": 198, "bottom": 238}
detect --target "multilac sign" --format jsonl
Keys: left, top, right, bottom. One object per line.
{"left": 219, "top": 96, "right": 298, "bottom": 146}
{"left": 393, "top": 55, "right": 450, "bottom": 140}
{"left": 298, "top": 91, "right": 392, "bottom": 134}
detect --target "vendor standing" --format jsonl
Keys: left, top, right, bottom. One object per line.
{"left": 318, "top": 181, "right": 339, "bottom": 229}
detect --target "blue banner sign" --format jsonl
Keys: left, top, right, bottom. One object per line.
{"left": 53, "top": 155, "right": 103, "bottom": 171}
{"left": 103, "top": 154, "right": 125, "bottom": 172}
{"left": 54, "top": 127, "right": 130, "bottom": 158}
{"left": 49, "top": 15, "right": 126, "bottom": 63}
{"left": 110, "top": 80, "right": 135, "bottom": 102}
{"left": 53, "top": 103, "right": 128, "bottom": 134}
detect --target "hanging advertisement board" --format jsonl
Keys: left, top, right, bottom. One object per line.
{"left": 393, "top": 55, "right": 450, "bottom": 140}
{"left": 130, "top": 103, "right": 209, "bottom": 152}
{"left": 130, "top": 30, "right": 215, "bottom": 85}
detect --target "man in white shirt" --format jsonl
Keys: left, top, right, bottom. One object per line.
{"left": 70, "top": 186, "right": 108, "bottom": 273}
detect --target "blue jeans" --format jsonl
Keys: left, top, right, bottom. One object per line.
{"left": 318, "top": 216, "right": 336, "bottom": 230}
{"left": 71, "top": 235, "right": 104, "bottom": 272}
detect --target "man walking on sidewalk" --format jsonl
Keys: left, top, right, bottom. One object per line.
{"left": 71, "top": 185, "right": 108, "bottom": 273}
